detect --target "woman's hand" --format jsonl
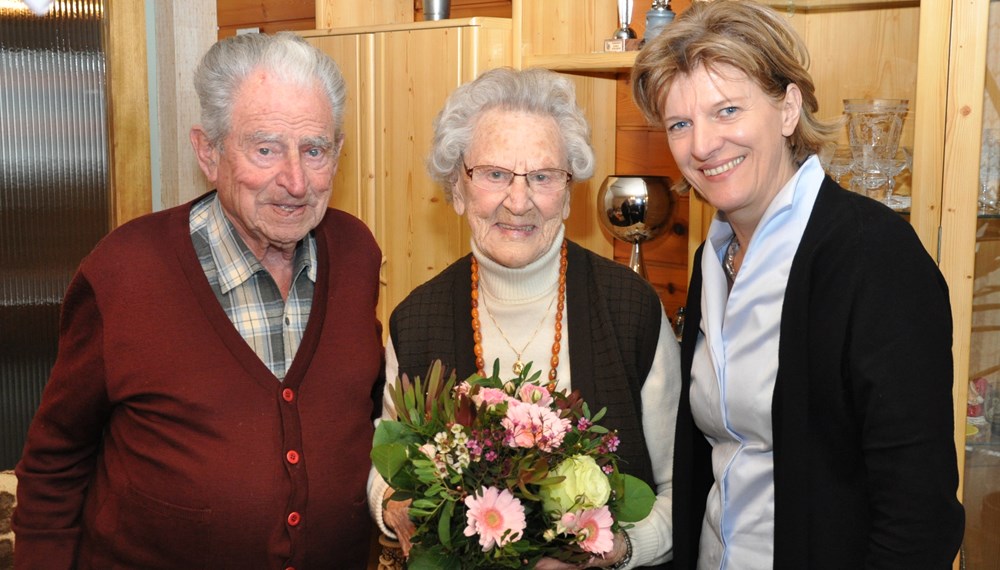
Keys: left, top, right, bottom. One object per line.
{"left": 382, "top": 488, "right": 416, "bottom": 556}
{"left": 533, "top": 532, "right": 630, "bottom": 569}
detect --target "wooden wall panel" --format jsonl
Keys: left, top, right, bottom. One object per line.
{"left": 219, "top": 19, "right": 316, "bottom": 39}
{"left": 614, "top": 72, "right": 688, "bottom": 319}
{"left": 106, "top": 0, "right": 152, "bottom": 225}
{"left": 218, "top": 0, "right": 315, "bottom": 37}
{"left": 417, "top": 0, "right": 512, "bottom": 20}
{"left": 315, "top": 0, "right": 411, "bottom": 28}
{"left": 218, "top": 0, "right": 313, "bottom": 25}
{"left": 153, "top": 2, "right": 216, "bottom": 208}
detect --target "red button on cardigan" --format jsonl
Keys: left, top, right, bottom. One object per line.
{"left": 286, "top": 450, "right": 300, "bottom": 464}
{"left": 287, "top": 511, "right": 301, "bottom": 526}
{"left": 281, "top": 388, "right": 294, "bottom": 402}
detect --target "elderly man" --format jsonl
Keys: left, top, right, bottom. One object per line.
{"left": 14, "top": 32, "right": 383, "bottom": 569}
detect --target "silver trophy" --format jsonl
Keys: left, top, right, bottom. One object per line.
{"left": 613, "top": 0, "right": 637, "bottom": 40}
{"left": 597, "top": 176, "right": 673, "bottom": 279}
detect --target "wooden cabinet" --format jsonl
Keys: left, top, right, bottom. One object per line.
{"left": 300, "top": 19, "right": 512, "bottom": 326}
{"left": 941, "top": 2, "right": 1000, "bottom": 568}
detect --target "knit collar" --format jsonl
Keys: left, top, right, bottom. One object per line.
{"left": 471, "top": 225, "right": 565, "bottom": 303}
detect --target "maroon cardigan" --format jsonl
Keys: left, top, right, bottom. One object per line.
{"left": 14, "top": 196, "right": 384, "bottom": 570}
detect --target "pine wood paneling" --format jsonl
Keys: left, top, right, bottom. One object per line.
{"left": 315, "top": 0, "right": 411, "bottom": 28}
{"left": 217, "top": 0, "right": 315, "bottom": 38}
{"left": 106, "top": 0, "right": 152, "bottom": 226}
{"left": 418, "top": 0, "right": 512, "bottom": 20}
{"left": 218, "top": 0, "right": 313, "bottom": 27}
{"left": 614, "top": 68, "right": 688, "bottom": 314}
{"left": 218, "top": 18, "right": 317, "bottom": 38}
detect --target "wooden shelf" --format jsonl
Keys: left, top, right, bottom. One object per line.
{"left": 523, "top": 51, "right": 636, "bottom": 73}
{"left": 759, "top": 0, "right": 919, "bottom": 12}
{"left": 301, "top": 17, "right": 510, "bottom": 37}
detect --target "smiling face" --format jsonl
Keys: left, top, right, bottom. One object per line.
{"left": 661, "top": 63, "right": 801, "bottom": 232}
{"left": 191, "top": 68, "right": 341, "bottom": 259}
{"left": 453, "top": 109, "right": 571, "bottom": 268}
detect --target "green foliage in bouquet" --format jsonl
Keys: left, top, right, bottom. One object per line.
{"left": 371, "top": 360, "right": 656, "bottom": 569}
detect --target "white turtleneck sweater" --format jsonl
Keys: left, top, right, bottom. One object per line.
{"left": 367, "top": 225, "right": 680, "bottom": 568}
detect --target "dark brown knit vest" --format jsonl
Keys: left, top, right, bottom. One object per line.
{"left": 389, "top": 241, "right": 661, "bottom": 493}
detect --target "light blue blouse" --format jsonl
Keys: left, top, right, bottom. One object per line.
{"left": 690, "top": 156, "right": 824, "bottom": 570}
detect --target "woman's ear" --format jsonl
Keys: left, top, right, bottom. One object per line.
{"left": 189, "top": 127, "right": 219, "bottom": 182}
{"left": 781, "top": 83, "right": 803, "bottom": 137}
{"left": 451, "top": 180, "right": 467, "bottom": 216}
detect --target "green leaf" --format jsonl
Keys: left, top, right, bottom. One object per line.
{"left": 612, "top": 473, "right": 656, "bottom": 523}
{"left": 411, "top": 498, "right": 440, "bottom": 510}
{"left": 408, "top": 547, "right": 461, "bottom": 570}
{"left": 438, "top": 500, "right": 455, "bottom": 547}
{"left": 591, "top": 406, "right": 607, "bottom": 423}
{"left": 533, "top": 474, "right": 566, "bottom": 487}
{"left": 373, "top": 420, "right": 419, "bottom": 447}
{"left": 370, "top": 442, "right": 408, "bottom": 481}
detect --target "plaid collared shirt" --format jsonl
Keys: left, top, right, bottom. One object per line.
{"left": 189, "top": 194, "right": 316, "bottom": 381}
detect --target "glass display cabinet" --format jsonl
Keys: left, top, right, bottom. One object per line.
{"left": 955, "top": 2, "right": 1000, "bottom": 567}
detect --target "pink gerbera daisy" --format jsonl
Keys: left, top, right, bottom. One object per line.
{"left": 564, "top": 506, "right": 615, "bottom": 555}
{"left": 501, "top": 400, "right": 571, "bottom": 452}
{"left": 463, "top": 486, "right": 526, "bottom": 551}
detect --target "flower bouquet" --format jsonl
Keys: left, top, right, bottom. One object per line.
{"left": 371, "top": 360, "right": 656, "bottom": 569}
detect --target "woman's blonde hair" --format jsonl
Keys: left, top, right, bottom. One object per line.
{"left": 631, "top": 0, "right": 838, "bottom": 192}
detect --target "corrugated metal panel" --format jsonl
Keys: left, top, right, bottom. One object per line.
{"left": 0, "top": 0, "right": 109, "bottom": 469}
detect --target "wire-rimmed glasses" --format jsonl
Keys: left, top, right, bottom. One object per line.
{"left": 463, "top": 163, "right": 573, "bottom": 194}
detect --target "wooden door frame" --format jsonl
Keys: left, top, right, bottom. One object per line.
{"left": 105, "top": 0, "right": 152, "bottom": 227}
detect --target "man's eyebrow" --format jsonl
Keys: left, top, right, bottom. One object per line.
{"left": 243, "top": 131, "right": 284, "bottom": 145}
{"left": 301, "top": 135, "right": 334, "bottom": 149}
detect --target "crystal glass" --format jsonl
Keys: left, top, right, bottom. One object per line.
{"left": 844, "top": 98, "right": 909, "bottom": 204}
{"left": 879, "top": 146, "right": 912, "bottom": 211}
{"left": 979, "top": 128, "right": 1000, "bottom": 214}
{"left": 819, "top": 144, "right": 855, "bottom": 185}
{"left": 849, "top": 169, "right": 889, "bottom": 202}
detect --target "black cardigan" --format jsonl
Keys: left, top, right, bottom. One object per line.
{"left": 674, "top": 178, "right": 964, "bottom": 569}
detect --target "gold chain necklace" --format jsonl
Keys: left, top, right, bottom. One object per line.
{"left": 482, "top": 287, "right": 558, "bottom": 377}
{"left": 471, "top": 240, "right": 566, "bottom": 389}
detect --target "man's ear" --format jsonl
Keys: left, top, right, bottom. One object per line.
{"left": 190, "top": 126, "right": 220, "bottom": 183}
{"left": 330, "top": 133, "right": 346, "bottom": 177}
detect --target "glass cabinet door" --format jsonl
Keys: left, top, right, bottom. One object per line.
{"left": 962, "top": 4, "right": 1000, "bottom": 567}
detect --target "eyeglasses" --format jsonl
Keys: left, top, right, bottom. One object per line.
{"left": 463, "top": 163, "right": 573, "bottom": 194}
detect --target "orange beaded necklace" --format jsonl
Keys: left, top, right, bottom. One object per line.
{"left": 471, "top": 240, "right": 567, "bottom": 390}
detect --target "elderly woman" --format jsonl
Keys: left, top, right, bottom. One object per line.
{"left": 366, "top": 67, "right": 681, "bottom": 569}
{"left": 630, "top": 1, "right": 964, "bottom": 569}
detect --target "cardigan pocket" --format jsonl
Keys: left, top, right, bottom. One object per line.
{"left": 104, "top": 483, "right": 213, "bottom": 569}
